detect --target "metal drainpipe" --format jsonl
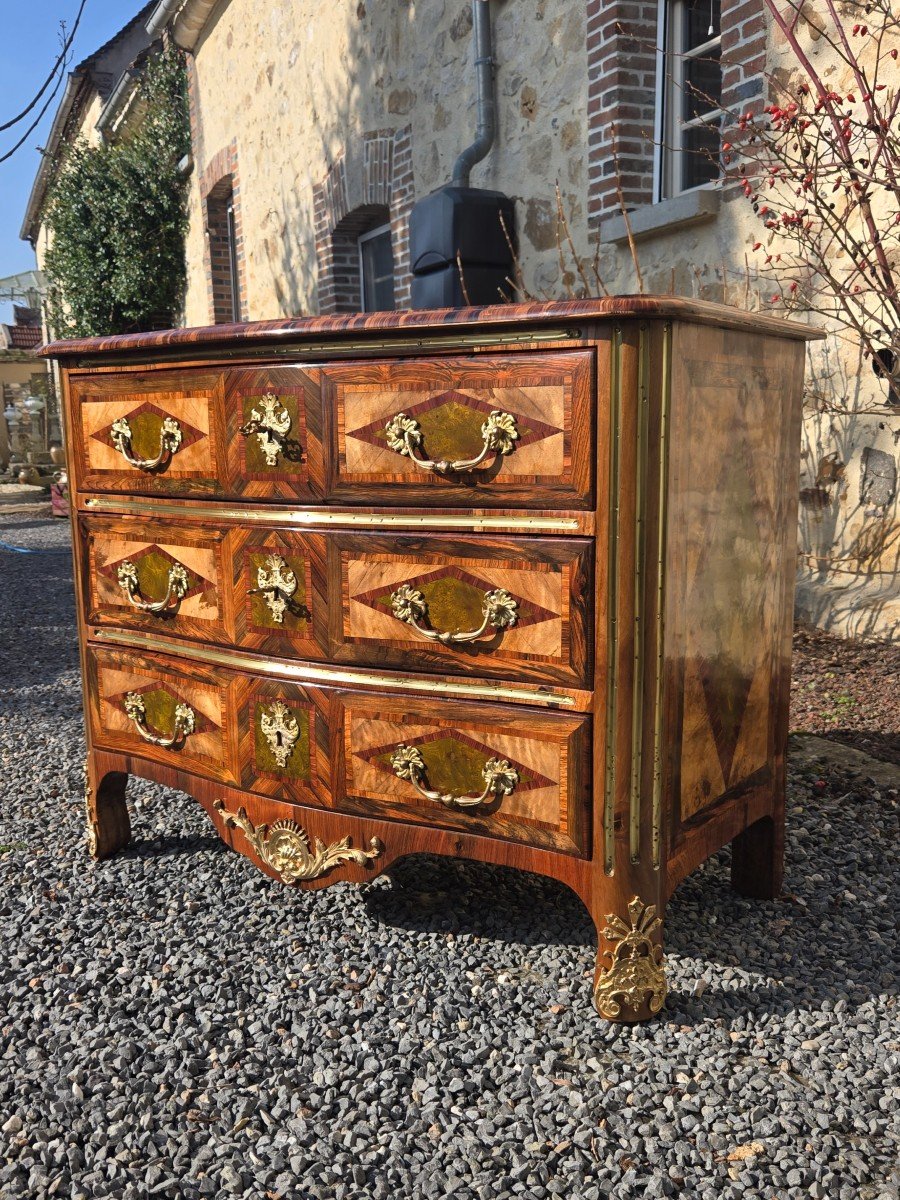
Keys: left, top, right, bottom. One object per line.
{"left": 451, "top": 0, "right": 496, "bottom": 188}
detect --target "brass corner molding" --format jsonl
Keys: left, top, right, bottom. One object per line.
{"left": 213, "top": 799, "right": 382, "bottom": 883}
{"left": 593, "top": 895, "right": 667, "bottom": 1019}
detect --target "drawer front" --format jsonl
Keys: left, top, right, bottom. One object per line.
{"left": 88, "top": 648, "right": 236, "bottom": 782}
{"left": 335, "top": 692, "right": 590, "bottom": 854}
{"left": 330, "top": 533, "right": 593, "bottom": 687}
{"left": 325, "top": 350, "right": 594, "bottom": 508}
{"left": 87, "top": 647, "right": 591, "bottom": 854}
{"left": 82, "top": 517, "right": 229, "bottom": 644}
{"left": 72, "top": 366, "right": 324, "bottom": 500}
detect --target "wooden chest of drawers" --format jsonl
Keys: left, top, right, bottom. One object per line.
{"left": 44, "top": 298, "right": 819, "bottom": 1022}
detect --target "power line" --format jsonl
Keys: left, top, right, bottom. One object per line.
{"left": 0, "top": 0, "right": 88, "bottom": 140}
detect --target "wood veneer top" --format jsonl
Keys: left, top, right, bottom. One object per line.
{"left": 41, "top": 296, "right": 823, "bottom": 359}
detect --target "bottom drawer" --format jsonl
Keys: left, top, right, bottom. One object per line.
{"left": 86, "top": 645, "right": 591, "bottom": 855}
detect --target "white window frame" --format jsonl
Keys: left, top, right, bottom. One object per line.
{"left": 654, "top": 0, "right": 723, "bottom": 202}
{"left": 358, "top": 221, "right": 395, "bottom": 312}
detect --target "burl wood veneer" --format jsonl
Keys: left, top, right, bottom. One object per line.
{"left": 43, "top": 298, "right": 821, "bottom": 1022}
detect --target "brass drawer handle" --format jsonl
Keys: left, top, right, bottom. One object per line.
{"left": 124, "top": 692, "right": 195, "bottom": 747}
{"left": 239, "top": 392, "right": 292, "bottom": 466}
{"left": 116, "top": 560, "right": 189, "bottom": 615}
{"left": 110, "top": 415, "right": 183, "bottom": 471}
{"left": 384, "top": 409, "right": 519, "bottom": 473}
{"left": 389, "top": 744, "right": 519, "bottom": 810}
{"left": 247, "top": 553, "right": 297, "bottom": 623}
{"left": 389, "top": 583, "right": 519, "bottom": 644}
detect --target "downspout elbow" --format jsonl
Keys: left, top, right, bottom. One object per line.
{"left": 451, "top": 0, "right": 496, "bottom": 188}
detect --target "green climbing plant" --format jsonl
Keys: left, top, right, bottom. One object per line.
{"left": 44, "top": 46, "right": 190, "bottom": 339}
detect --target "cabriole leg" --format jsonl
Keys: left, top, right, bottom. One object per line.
{"left": 84, "top": 755, "right": 131, "bottom": 860}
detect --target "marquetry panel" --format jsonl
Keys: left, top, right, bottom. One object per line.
{"left": 329, "top": 533, "right": 593, "bottom": 687}
{"left": 81, "top": 516, "right": 228, "bottom": 645}
{"left": 230, "top": 528, "right": 329, "bottom": 661}
{"left": 234, "top": 677, "right": 334, "bottom": 807}
{"left": 667, "top": 325, "right": 804, "bottom": 824}
{"left": 222, "top": 366, "right": 326, "bottom": 501}
{"left": 88, "top": 647, "right": 237, "bottom": 783}
{"left": 335, "top": 693, "right": 591, "bottom": 855}
{"left": 72, "top": 370, "right": 223, "bottom": 497}
{"left": 323, "top": 350, "right": 595, "bottom": 508}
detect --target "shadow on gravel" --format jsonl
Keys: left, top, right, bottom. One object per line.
{"left": 364, "top": 853, "right": 596, "bottom": 948}
{"left": 121, "top": 833, "right": 229, "bottom": 861}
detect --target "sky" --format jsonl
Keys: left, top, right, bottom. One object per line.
{"left": 0, "top": 0, "right": 132, "bottom": 323}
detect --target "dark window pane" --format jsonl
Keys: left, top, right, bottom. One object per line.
{"left": 682, "top": 0, "right": 720, "bottom": 49}
{"left": 682, "top": 42, "right": 722, "bottom": 120}
{"left": 681, "top": 121, "right": 721, "bottom": 190}
{"left": 361, "top": 228, "right": 396, "bottom": 312}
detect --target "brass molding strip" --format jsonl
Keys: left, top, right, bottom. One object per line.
{"left": 629, "top": 327, "right": 651, "bottom": 866}
{"left": 91, "top": 628, "right": 577, "bottom": 708}
{"left": 651, "top": 324, "right": 673, "bottom": 871}
{"left": 602, "top": 329, "right": 623, "bottom": 875}
{"left": 72, "top": 326, "right": 583, "bottom": 369}
{"left": 81, "top": 496, "right": 582, "bottom": 533}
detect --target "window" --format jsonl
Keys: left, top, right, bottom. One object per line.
{"left": 358, "top": 222, "right": 396, "bottom": 312}
{"left": 206, "top": 179, "right": 242, "bottom": 324}
{"left": 657, "top": 0, "right": 723, "bottom": 199}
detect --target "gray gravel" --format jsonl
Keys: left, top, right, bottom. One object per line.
{"left": 1, "top": 511, "right": 898, "bottom": 1200}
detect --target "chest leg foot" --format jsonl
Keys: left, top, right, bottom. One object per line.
{"left": 589, "top": 883, "right": 668, "bottom": 1023}
{"left": 730, "top": 814, "right": 784, "bottom": 899}
{"left": 84, "top": 755, "right": 131, "bottom": 860}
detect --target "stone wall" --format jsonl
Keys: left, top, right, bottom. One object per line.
{"left": 182, "top": 0, "right": 590, "bottom": 324}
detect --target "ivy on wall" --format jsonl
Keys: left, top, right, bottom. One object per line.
{"left": 44, "top": 47, "right": 191, "bottom": 340}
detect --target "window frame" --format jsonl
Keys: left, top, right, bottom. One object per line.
{"left": 357, "top": 221, "right": 396, "bottom": 313}
{"left": 226, "top": 198, "right": 241, "bottom": 324}
{"left": 654, "top": 0, "right": 724, "bottom": 202}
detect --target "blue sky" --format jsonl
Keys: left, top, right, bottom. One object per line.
{"left": 0, "top": 0, "right": 131, "bottom": 322}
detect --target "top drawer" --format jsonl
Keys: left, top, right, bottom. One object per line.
{"left": 70, "top": 365, "right": 324, "bottom": 502}
{"left": 68, "top": 349, "right": 595, "bottom": 509}
{"left": 325, "top": 350, "right": 595, "bottom": 509}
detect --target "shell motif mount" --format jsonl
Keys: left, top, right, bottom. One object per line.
{"left": 593, "top": 896, "right": 667, "bottom": 1020}
{"left": 213, "top": 800, "right": 383, "bottom": 884}
{"left": 259, "top": 701, "right": 300, "bottom": 769}
{"left": 240, "top": 392, "right": 292, "bottom": 467}
{"left": 384, "top": 408, "right": 519, "bottom": 473}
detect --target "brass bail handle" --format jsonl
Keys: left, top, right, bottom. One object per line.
{"left": 389, "top": 583, "right": 518, "bottom": 644}
{"left": 384, "top": 409, "right": 519, "bottom": 473}
{"left": 110, "top": 415, "right": 183, "bottom": 472}
{"left": 124, "top": 692, "right": 195, "bottom": 748}
{"left": 239, "top": 392, "right": 292, "bottom": 467}
{"left": 116, "top": 560, "right": 189, "bottom": 615}
{"left": 389, "top": 744, "right": 519, "bottom": 809}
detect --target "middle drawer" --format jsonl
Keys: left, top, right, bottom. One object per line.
{"left": 80, "top": 516, "right": 594, "bottom": 689}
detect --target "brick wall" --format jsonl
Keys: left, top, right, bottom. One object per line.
{"left": 313, "top": 124, "right": 414, "bottom": 313}
{"left": 587, "top": 0, "right": 660, "bottom": 223}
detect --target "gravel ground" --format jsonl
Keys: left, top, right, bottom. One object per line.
{"left": 792, "top": 622, "right": 900, "bottom": 766}
{"left": 1, "top": 512, "right": 898, "bottom": 1200}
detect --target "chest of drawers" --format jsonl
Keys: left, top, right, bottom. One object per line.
{"left": 44, "top": 298, "right": 819, "bottom": 1022}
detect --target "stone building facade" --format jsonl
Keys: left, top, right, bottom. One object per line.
{"left": 22, "top": 0, "right": 900, "bottom": 639}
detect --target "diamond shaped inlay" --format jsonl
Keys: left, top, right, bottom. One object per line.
{"left": 108, "top": 684, "right": 217, "bottom": 738}
{"left": 347, "top": 390, "right": 562, "bottom": 463}
{"left": 356, "top": 729, "right": 553, "bottom": 796}
{"left": 91, "top": 402, "right": 206, "bottom": 460}
{"left": 353, "top": 564, "right": 557, "bottom": 633}
{"left": 100, "top": 545, "right": 213, "bottom": 605}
